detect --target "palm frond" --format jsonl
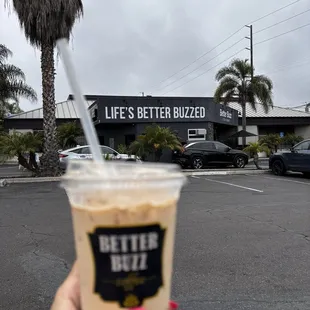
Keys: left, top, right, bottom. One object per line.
{"left": 0, "top": 63, "right": 26, "bottom": 81}
{"left": 0, "top": 44, "right": 13, "bottom": 63}
{"left": 2, "top": 81, "right": 37, "bottom": 102}
{"left": 230, "top": 58, "right": 252, "bottom": 80}
{"left": 215, "top": 66, "right": 242, "bottom": 81}
{"left": 214, "top": 77, "right": 239, "bottom": 104}
{"left": 7, "top": 0, "right": 83, "bottom": 47}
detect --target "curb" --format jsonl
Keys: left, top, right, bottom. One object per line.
{"left": 1, "top": 169, "right": 270, "bottom": 185}
{"left": 3, "top": 177, "right": 62, "bottom": 184}
{"left": 183, "top": 169, "right": 270, "bottom": 176}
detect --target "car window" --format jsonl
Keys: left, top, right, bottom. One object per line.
{"left": 214, "top": 142, "right": 229, "bottom": 152}
{"left": 187, "top": 142, "right": 215, "bottom": 150}
{"left": 294, "top": 141, "right": 310, "bottom": 151}
{"left": 68, "top": 148, "right": 82, "bottom": 154}
{"left": 101, "top": 146, "right": 116, "bottom": 155}
{"left": 80, "top": 147, "right": 91, "bottom": 154}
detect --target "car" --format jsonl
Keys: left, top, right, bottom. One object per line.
{"left": 172, "top": 140, "right": 248, "bottom": 169}
{"left": 269, "top": 139, "right": 310, "bottom": 177}
{"left": 58, "top": 145, "right": 141, "bottom": 169}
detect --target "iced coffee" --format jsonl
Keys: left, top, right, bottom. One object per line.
{"left": 62, "top": 161, "right": 185, "bottom": 310}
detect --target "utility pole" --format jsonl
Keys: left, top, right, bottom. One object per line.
{"left": 245, "top": 25, "right": 254, "bottom": 81}
{"left": 241, "top": 25, "right": 254, "bottom": 148}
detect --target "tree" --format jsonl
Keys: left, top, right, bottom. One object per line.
{"left": 259, "top": 134, "right": 281, "bottom": 154}
{"left": 57, "top": 121, "right": 83, "bottom": 150}
{"left": 214, "top": 59, "right": 273, "bottom": 146}
{"left": 243, "top": 142, "right": 269, "bottom": 170}
{"left": 0, "top": 131, "right": 42, "bottom": 174}
{"left": 129, "top": 124, "right": 182, "bottom": 162}
{"left": 5, "top": 0, "right": 83, "bottom": 176}
{"left": 0, "top": 44, "right": 36, "bottom": 130}
{"left": 281, "top": 133, "right": 303, "bottom": 147}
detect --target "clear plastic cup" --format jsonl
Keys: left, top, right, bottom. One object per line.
{"left": 62, "top": 160, "right": 186, "bottom": 310}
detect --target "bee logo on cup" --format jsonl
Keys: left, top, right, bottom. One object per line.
{"left": 88, "top": 224, "right": 166, "bottom": 307}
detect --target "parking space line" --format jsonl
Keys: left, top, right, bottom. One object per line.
{"left": 191, "top": 176, "right": 264, "bottom": 192}
{"left": 259, "top": 175, "right": 310, "bottom": 186}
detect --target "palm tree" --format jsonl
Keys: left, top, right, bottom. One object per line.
{"left": 129, "top": 124, "right": 182, "bottom": 162}
{"left": 0, "top": 131, "right": 42, "bottom": 174}
{"left": 5, "top": 0, "right": 83, "bottom": 176}
{"left": 57, "top": 121, "right": 83, "bottom": 150}
{"left": 0, "top": 44, "right": 36, "bottom": 125}
{"left": 214, "top": 59, "right": 273, "bottom": 146}
{"left": 243, "top": 142, "right": 269, "bottom": 170}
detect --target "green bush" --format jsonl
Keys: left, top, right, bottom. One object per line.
{"left": 117, "top": 144, "right": 128, "bottom": 154}
{"left": 281, "top": 133, "right": 303, "bottom": 147}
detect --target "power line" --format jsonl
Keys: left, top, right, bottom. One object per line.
{"left": 150, "top": 0, "right": 303, "bottom": 92}
{"left": 247, "top": 0, "right": 303, "bottom": 25}
{"left": 156, "top": 37, "right": 245, "bottom": 92}
{"left": 255, "top": 8, "right": 310, "bottom": 34}
{"left": 162, "top": 48, "right": 245, "bottom": 95}
{"left": 266, "top": 58, "right": 310, "bottom": 75}
{"left": 255, "top": 22, "right": 310, "bottom": 45}
{"left": 156, "top": 26, "right": 245, "bottom": 87}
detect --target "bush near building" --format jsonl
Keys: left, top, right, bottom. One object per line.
{"left": 129, "top": 124, "right": 182, "bottom": 162}
{"left": 0, "top": 131, "right": 42, "bottom": 174}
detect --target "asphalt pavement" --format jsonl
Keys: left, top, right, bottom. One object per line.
{"left": 1, "top": 174, "right": 310, "bottom": 309}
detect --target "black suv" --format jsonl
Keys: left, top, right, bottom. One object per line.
{"left": 172, "top": 141, "right": 249, "bottom": 169}
{"left": 269, "top": 139, "right": 310, "bottom": 176}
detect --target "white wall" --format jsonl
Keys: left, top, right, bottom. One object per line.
{"left": 9, "top": 129, "right": 33, "bottom": 134}
{"left": 238, "top": 125, "right": 258, "bottom": 145}
{"left": 295, "top": 125, "right": 310, "bottom": 139}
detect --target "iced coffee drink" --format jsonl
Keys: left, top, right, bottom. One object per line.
{"left": 62, "top": 161, "right": 185, "bottom": 310}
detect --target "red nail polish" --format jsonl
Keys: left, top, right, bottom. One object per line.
{"left": 169, "top": 300, "right": 178, "bottom": 309}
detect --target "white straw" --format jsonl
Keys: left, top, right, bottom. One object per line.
{"left": 56, "top": 39, "right": 103, "bottom": 163}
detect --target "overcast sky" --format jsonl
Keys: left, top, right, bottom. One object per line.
{"left": 1, "top": 0, "right": 310, "bottom": 112}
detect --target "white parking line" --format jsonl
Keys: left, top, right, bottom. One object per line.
{"left": 191, "top": 176, "right": 264, "bottom": 193}
{"left": 258, "top": 175, "right": 310, "bottom": 186}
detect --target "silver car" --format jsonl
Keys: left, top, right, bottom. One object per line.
{"left": 59, "top": 145, "right": 140, "bottom": 169}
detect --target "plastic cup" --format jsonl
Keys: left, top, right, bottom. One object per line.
{"left": 62, "top": 160, "right": 186, "bottom": 310}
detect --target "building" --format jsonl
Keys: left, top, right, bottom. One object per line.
{"left": 228, "top": 102, "right": 310, "bottom": 145}
{"left": 4, "top": 95, "right": 239, "bottom": 148}
{"left": 4, "top": 95, "right": 310, "bottom": 148}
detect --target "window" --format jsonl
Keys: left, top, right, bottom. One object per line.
{"left": 294, "top": 141, "right": 310, "bottom": 151}
{"left": 186, "top": 142, "right": 215, "bottom": 150}
{"left": 214, "top": 142, "right": 229, "bottom": 152}
{"left": 101, "top": 146, "right": 116, "bottom": 155}
{"left": 188, "top": 128, "right": 207, "bottom": 141}
{"left": 80, "top": 147, "right": 91, "bottom": 154}
{"left": 68, "top": 147, "right": 83, "bottom": 154}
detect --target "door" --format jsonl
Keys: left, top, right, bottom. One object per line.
{"left": 79, "top": 147, "right": 92, "bottom": 160}
{"left": 198, "top": 142, "right": 217, "bottom": 164}
{"left": 213, "top": 142, "right": 231, "bottom": 163}
{"left": 289, "top": 140, "right": 310, "bottom": 172}
{"left": 100, "top": 146, "right": 117, "bottom": 160}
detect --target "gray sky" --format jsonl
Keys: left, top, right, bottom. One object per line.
{"left": 1, "top": 0, "right": 310, "bottom": 112}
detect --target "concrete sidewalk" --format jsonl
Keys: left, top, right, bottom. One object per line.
{"left": 1, "top": 168, "right": 270, "bottom": 185}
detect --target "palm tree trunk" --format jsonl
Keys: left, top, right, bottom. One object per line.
{"left": 242, "top": 102, "right": 246, "bottom": 147}
{"left": 40, "top": 43, "right": 59, "bottom": 176}
{"left": 253, "top": 154, "right": 262, "bottom": 170}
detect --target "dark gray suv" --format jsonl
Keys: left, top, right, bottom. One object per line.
{"left": 269, "top": 139, "right": 310, "bottom": 177}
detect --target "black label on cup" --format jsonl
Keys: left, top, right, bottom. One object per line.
{"left": 88, "top": 224, "right": 166, "bottom": 308}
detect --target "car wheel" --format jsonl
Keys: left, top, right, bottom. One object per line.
{"left": 233, "top": 156, "right": 246, "bottom": 168}
{"left": 272, "top": 159, "right": 286, "bottom": 176}
{"left": 191, "top": 157, "right": 204, "bottom": 169}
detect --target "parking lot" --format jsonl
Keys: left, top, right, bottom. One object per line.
{"left": 1, "top": 173, "right": 310, "bottom": 310}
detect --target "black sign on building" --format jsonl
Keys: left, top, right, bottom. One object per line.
{"left": 87, "top": 95, "right": 238, "bottom": 150}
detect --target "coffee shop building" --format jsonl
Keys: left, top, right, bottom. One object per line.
{"left": 86, "top": 95, "right": 238, "bottom": 149}
{"left": 6, "top": 94, "right": 310, "bottom": 150}
{"left": 3, "top": 95, "right": 239, "bottom": 148}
